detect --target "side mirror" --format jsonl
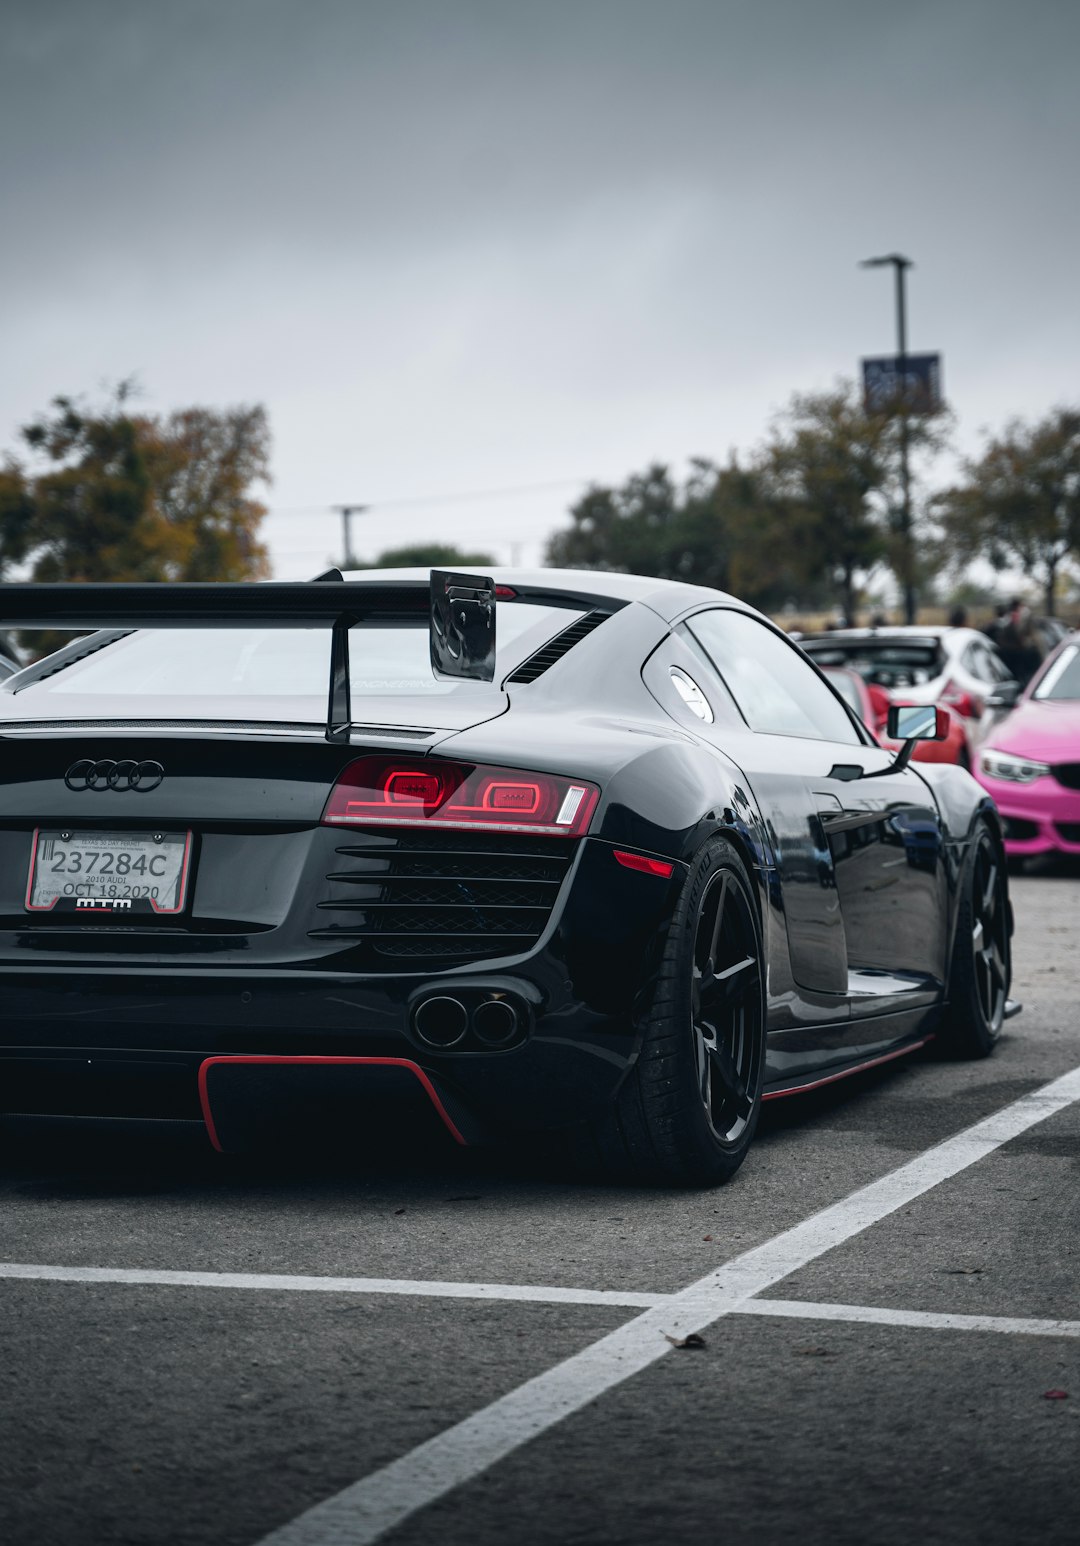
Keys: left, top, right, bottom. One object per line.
{"left": 832, "top": 702, "right": 950, "bottom": 783}
{"left": 430, "top": 570, "right": 496, "bottom": 681}
{"left": 984, "top": 680, "right": 1021, "bottom": 711}
{"left": 887, "top": 704, "right": 949, "bottom": 742}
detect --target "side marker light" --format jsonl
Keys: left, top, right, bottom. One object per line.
{"left": 613, "top": 850, "right": 675, "bottom": 878}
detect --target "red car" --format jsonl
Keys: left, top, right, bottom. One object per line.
{"left": 823, "top": 665, "right": 972, "bottom": 767}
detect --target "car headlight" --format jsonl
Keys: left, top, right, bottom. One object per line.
{"left": 979, "top": 749, "right": 1051, "bottom": 783}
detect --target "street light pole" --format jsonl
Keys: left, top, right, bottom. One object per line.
{"left": 332, "top": 505, "right": 367, "bottom": 570}
{"left": 860, "top": 253, "right": 915, "bottom": 624}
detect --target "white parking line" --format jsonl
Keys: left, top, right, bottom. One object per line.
{"left": 0, "top": 1263, "right": 663, "bottom": 1310}
{"left": 253, "top": 1063, "right": 1080, "bottom": 1546}
{"left": 738, "top": 1298, "right": 1080, "bottom": 1338}
{"left": 5, "top": 1264, "right": 1078, "bottom": 1342}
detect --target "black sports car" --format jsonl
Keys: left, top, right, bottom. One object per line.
{"left": 0, "top": 569, "right": 1014, "bottom": 1184}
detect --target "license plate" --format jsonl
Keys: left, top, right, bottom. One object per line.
{"left": 26, "top": 830, "right": 193, "bottom": 915}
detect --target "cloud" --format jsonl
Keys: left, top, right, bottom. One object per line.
{"left": 3, "top": 0, "right": 1078, "bottom": 576}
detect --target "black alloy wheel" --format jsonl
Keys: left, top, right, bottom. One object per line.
{"left": 596, "top": 835, "right": 766, "bottom": 1185}
{"left": 971, "top": 833, "right": 1009, "bottom": 1032}
{"left": 690, "top": 866, "right": 762, "bottom": 1146}
{"left": 942, "top": 822, "right": 1010, "bottom": 1058}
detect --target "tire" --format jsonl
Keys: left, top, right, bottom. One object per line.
{"left": 595, "top": 836, "right": 766, "bottom": 1186}
{"left": 941, "top": 821, "right": 1010, "bottom": 1058}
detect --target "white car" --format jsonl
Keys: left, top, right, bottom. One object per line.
{"left": 800, "top": 626, "right": 1017, "bottom": 746}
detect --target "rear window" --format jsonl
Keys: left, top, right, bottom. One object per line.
{"left": 14, "top": 604, "right": 583, "bottom": 705}
{"left": 803, "top": 639, "right": 944, "bottom": 688}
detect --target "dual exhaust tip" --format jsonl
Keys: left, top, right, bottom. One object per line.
{"left": 413, "top": 995, "right": 522, "bottom": 1051}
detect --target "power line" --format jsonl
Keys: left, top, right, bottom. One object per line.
{"left": 266, "top": 475, "right": 589, "bottom": 519}
{"left": 368, "top": 476, "right": 588, "bottom": 509}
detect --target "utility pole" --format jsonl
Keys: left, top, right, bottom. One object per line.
{"left": 331, "top": 505, "right": 367, "bottom": 570}
{"left": 860, "top": 254, "right": 916, "bottom": 624}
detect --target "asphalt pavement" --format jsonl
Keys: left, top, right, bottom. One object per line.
{"left": 1, "top": 867, "right": 1078, "bottom": 1546}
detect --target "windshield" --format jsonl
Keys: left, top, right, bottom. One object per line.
{"left": 1033, "top": 642, "right": 1080, "bottom": 702}
{"left": 804, "top": 639, "right": 944, "bottom": 688}
{"left": 10, "top": 603, "right": 583, "bottom": 708}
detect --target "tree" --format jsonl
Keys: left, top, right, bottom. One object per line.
{"left": 2, "top": 386, "right": 271, "bottom": 586}
{"left": 749, "top": 381, "right": 952, "bottom": 622}
{"left": 365, "top": 543, "right": 496, "bottom": 569}
{"left": 146, "top": 405, "right": 272, "bottom": 581}
{"left": 0, "top": 458, "right": 35, "bottom": 578}
{"left": 752, "top": 385, "right": 893, "bottom": 626}
{"left": 937, "top": 408, "right": 1080, "bottom": 616}
{"left": 544, "top": 382, "right": 949, "bottom": 621}
{"left": 545, "top": 460, "right": 740, "bottom": 592}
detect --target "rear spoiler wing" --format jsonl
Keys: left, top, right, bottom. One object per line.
{"left": 0, "top": 571, "right": 496, "bottom": 743}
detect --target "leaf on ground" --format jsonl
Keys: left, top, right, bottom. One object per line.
{"left": 1043, "top": 1389, "right": 1069, "bottom": 1401}
{"left": 664, "top": 1332, "right": 706, "bottom": 1350}
{"left": 393, "top": 1207, "right": 406, "bottom": 1216}
{"left": 942, "top": 1266, "right": 984, "bottom": 1274}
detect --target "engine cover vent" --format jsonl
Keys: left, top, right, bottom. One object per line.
{"left": 505, "top": 611, "right": 608, "bottom": 684}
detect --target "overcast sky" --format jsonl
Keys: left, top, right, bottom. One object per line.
{"left": 3, "top": 0, "right": 1078, "bottom": 577}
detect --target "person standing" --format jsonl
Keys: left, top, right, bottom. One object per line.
{"left": 996, "top": 598, "right": 1039, "bottom": 686}
{"left": 984, "top": 602, "right": 1007, "bottom": 648}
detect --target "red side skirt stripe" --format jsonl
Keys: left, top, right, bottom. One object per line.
{"left": 762, "top": 1035, "right": 935, "bottom": 1101}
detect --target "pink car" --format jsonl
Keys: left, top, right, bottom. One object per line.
{"left": 975, "top": 634, "right": 1080, "bottom": 859}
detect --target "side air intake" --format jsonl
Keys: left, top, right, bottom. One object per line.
{"left": 505, "top": 611, "right": 609, "bottom": 684}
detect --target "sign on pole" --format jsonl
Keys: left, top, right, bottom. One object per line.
{"left": 861, "top": 353, "right": 943, "bottom": 415}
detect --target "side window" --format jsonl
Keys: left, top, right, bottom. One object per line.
{"left": 642, "top": 631, "right": 745, "bottom": 730}
{"left": 682, "top": 610, "right": 862, "bottom": 745}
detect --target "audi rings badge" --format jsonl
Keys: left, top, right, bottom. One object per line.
{"left": 64, "top": 759, "right": 165, "bottom": 793}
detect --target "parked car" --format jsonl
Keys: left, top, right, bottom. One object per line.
{"left": 801, "top": 626, "right": 1015, "bottom": 741}
{"left": 822, "top": 665, "right": 972, "bottom": 768}
{"left": 0, "top": 570, "right": 1014, "bottom": 1185}
{"left": 974, "top": 632, "right": 1080, "bottom": 861}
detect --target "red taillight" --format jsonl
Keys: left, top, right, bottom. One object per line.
{"left": 483, "top": 781, "right": 541, "bottom": 813}
{"left": 385, "top": 770, "right": 447, "bottom": 806}
{"left": 322, "top": 756, "right": 600, "bottom": 837}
